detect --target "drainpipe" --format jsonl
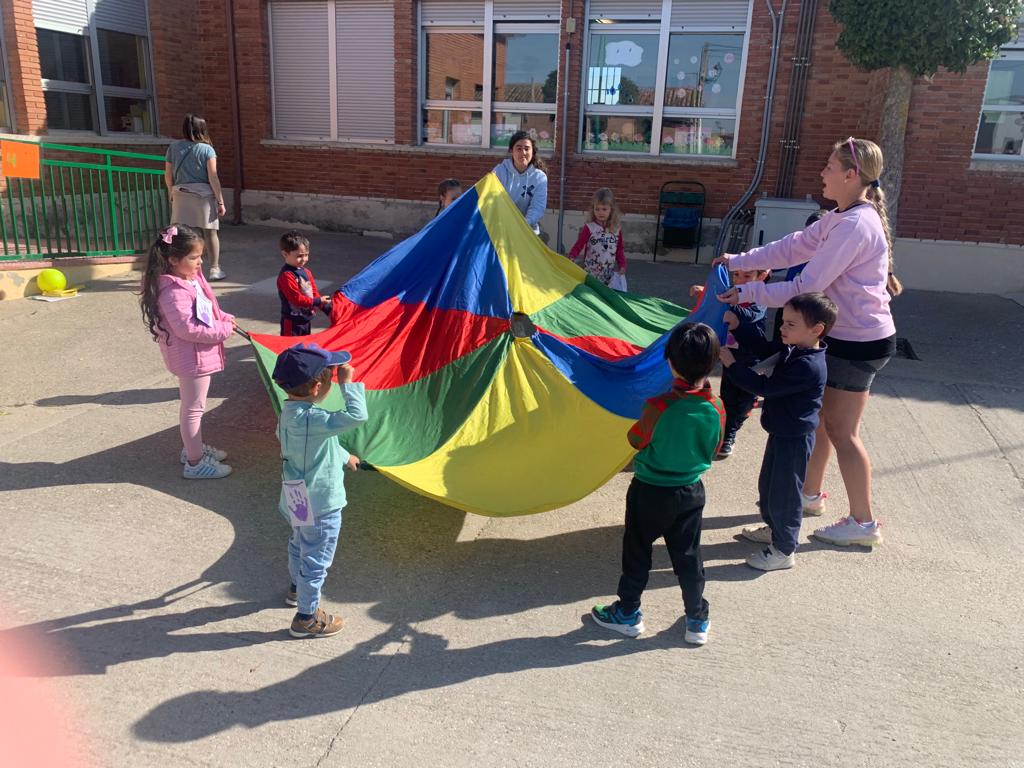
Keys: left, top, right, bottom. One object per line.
{"left": 226, "top": 0, "right": 245, "bottom": 224}
{"left": 556, "top": 41, "right": 570, "bottom": 252}
{"left": 712, "top": 0, "right": 787, "bottom": 257}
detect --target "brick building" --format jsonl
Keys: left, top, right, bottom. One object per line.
{"left": 1, "top": 0, "right": 1022, "bottom": 293}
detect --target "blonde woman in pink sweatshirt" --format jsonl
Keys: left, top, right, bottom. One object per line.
{"left": 716, "top": 137, "right": 902, "bottom": 547}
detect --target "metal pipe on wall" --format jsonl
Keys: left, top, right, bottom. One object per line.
{"left": 556, "top": 42, "right": 571, "bottom": 253}
{"left": 712, "top": 0, "right": 787, "bottom": 258}
{"left": 775, "top": 0, "right": 818, "bottom": 198}
{"left": 226, "top": 0, "right": 245, "bottom": 224}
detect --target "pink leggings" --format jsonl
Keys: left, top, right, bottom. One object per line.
{"left": 179, "top": 374, "right": 212, "bottom": 464}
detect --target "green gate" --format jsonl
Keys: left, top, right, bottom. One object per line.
{"left": 0, "top": 139, "right": 168, "bottom": 262}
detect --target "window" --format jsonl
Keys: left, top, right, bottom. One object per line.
{"left": 973, "top": 21, "right": 1024, "bottom": 160}
{"left": 420, "top": 0, "right": 560, "bottom": 148}
{"left": 34, "top": 0, "right": 156, "bottom": 135}
{"left": 269, "top": 0, "right": 395, "bottom": 142}
{"left": 580, "top": 1, "right": 751, "bottom": 158}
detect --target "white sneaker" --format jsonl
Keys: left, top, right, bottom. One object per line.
{"left": 209, "top": 267, "right": 226, "bottom": 281}
{"left": 801, "top": 491, "right": 827, "bottom": 517}
{"left": 812, "top": 516, "right": 882, "bottom": 547}
{"left": 746, "top": 545, "right": 795, "bottom": 571}
{"left": 741, "top": 524, "right": 774, "bottom": 544}
{"left": 183, "top": 453, "right": 232, "bottom": 479}
{"left": 180, "top": 444, "right": 228, "bottom": 464}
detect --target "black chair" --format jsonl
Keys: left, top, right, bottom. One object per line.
{"left": 653, "top": 181, "right": 706, "bottom": 263}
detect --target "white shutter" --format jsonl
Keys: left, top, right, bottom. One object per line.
{"left": 270, "top": 1, "right": 333, "bottom": 139}
{"left": 33, "top": 0, "right": 89, "bottom": 32}
{"left": 670, "top": 0, "right": 749, "bottom": 28}
{"left": 588, "top": 0, "right": 662, "bottom": 21}
{"left": 420, "top": 0, "right": 484, "bottom": 26}
{"left": 337, "top": 0, "right": 395, "bottom": 141}
{"left": 93, "top": 0, "right": 149, "bottom": 35}
{"left": 492, "top": 0, "right": 560, "bottom": 21}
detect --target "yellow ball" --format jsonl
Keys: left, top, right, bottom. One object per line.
{"left": 37, "top": 268, "right": 67, "bottom": 293}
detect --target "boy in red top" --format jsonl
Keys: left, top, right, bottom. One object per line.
{"left": 591, "top": 323, "right": 724, "bottom": 645}
{"left": 277, "top": 230, "right": 331, "bottom": 336}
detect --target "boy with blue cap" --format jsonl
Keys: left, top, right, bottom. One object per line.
{"left": 272, "top": 343, "right": 368, "bottom": 638}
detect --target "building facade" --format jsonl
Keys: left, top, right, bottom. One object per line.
{"left": 1, "top": 0, "right": 1022, "bottom": 292}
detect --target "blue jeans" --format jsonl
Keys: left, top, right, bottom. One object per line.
{"left": 286, "top": 510, "right": 342, "bottom": 614}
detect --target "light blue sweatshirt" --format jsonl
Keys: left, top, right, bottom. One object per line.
{"left": 277, "top": 383, "right": 368, "bottom": 517}
{"left": 493, "top": 158, "right": 548, "bottom": 233}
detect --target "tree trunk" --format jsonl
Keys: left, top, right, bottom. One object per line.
{"left": 878, "top": 67, "right": 914, "bottom": 228}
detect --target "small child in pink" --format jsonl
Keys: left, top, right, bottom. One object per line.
{"left": 140, "top": 224, "right": 236, "bottom": 479}
{"left": 567, "top": 187, "right": 626, "bottom": 286}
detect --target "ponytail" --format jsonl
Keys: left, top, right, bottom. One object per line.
{"left": 868, "top": 185, "right": 903, "bottom": 296}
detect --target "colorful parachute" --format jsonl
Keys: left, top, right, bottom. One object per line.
{"left": 249, "top": 173, "right": 729, "bottom": 516}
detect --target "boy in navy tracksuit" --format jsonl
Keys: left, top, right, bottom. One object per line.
{"left": 692, "top": 267, "right": 770, "bottom": 458}
{"left": 719, "top": 292, "right": 837, "bottom": 571}
{"left": 277, "top": 230, "right": 331, "bottom": 336}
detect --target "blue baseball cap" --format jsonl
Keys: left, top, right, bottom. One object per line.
{"left": 272, "top": 343, "right": 352, "bottom": 389}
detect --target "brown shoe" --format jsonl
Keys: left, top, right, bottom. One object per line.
{"left": 289, "top": 608, "right": 344, "bottom": 638}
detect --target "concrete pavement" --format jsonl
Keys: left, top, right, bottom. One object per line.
{"left": 1, "top": 224, "right": 1022, "bottom": 767}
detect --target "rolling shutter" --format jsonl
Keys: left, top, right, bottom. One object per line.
{"left": 33, "top": 0, "right": 89, "bottom": 32}
{"left": 92, "top": 0, "right": 149, "bottom": 35}
{"left": 420, "top": 0, "right": 485, "bottom": 26}
{"left": 270, "top": 1, "right": 333, "bottom": 139}
{"left": 670, "top": 0, "right": 749, "bottom": 28}
{"left": 337, "top": 0, "right": 395, "bottom": 141}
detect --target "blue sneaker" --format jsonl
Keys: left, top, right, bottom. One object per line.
{"left": 590, "top": 602, "right": 645, "bottom": 637}
{"left": 684, "top": 617, "right": 709, "bottom": 645}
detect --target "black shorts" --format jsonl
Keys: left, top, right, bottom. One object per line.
{"left": 824, "top": 335, "right": 895, "bottom": 393}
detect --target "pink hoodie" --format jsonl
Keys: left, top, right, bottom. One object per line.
{"left": 155, "top": 272, "right": 235, "bottom": 377}
{"left": 729, "top": 203, "right": 896, "bottom": 342}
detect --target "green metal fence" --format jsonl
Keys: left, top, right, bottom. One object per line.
{"left": 0, "top": 139, "right": 168, "bottom": 262}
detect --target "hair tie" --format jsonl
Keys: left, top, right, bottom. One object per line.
{"left": 161, "top": 225, "right": 178, "bottom": 244}
{"left": 870, "top": 179, "right": 880, "bottom": 189}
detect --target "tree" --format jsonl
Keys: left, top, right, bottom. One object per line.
{"left": 828, "top": 0, "right": 1022, "bottom": 224}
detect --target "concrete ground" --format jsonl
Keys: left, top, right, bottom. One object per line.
{"left": 1, "top": 224, "right": 1022, "bottom": 768}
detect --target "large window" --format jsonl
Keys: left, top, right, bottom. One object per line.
{"left": 580, "top": 1, "right": 750, "bottom": 158}
{"left": 420, "top": 0, "right": 560, "bottom": 149}
{"left": 269, "top": 0, "right": 395, "bottom": 142}
{"left": 34, "top": 0, "right": 155, "bottom": 135}
{"left": 973, "top": 22, "right": 1024, "bottom": 160}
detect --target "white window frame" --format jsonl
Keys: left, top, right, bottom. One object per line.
{"left": 972, "top": 43, "right": 1024, "bottom": 162}
{"left": 578, "top": 0, "right": 753, "bottom": 159}
{"left": 36, "top": 11, "right": 157, "bottom": 136}
{"left": 418, "top": 2, "right": 560, "bottom": 148}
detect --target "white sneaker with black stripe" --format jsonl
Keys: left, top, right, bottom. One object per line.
{"left": 183, "top": 454, "right": 232, "bottom": 479}
{"left": 746, "top": 545, "right": 795, "bottom": 571}
{"left": 180, "top": 444, "right": 228, "bottom": 464}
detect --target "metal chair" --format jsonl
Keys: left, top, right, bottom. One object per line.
{"left": 653, "top": 181, "right": 706, "bottom": 263}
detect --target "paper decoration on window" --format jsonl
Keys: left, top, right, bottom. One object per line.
{"left": 606, "top": 41, "right": 643, "bottom": 67}
{"left": 711, "top": 83, "right": 722, "bottom": 94}
{"left": 676, "top": 71, "right": 686, "bottom": 81}
{"left": 724, "top": 52, "right": 735, "bottom": 64}
{"left": 690, "top": 56, "right": 698, "bottom": 64}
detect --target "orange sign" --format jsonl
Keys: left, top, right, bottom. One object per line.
{"left": 1, "top": 141, "right": 41, "bottom": 179}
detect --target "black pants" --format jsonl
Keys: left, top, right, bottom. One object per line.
{"left": 721, "top": 371, "right": 757, "bottom": 442}
{"left": 758, "top": 432, "right": 815, "bottom": 555}
{"left": 617, "top": 478, "right": 708, "bottom": 620}
{"left": 281, "top": 315, "right": 312, "bottom": 336}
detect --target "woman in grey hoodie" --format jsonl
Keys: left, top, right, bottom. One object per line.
{"left": 492, "top": 130, "right": 548, "bottom": 235}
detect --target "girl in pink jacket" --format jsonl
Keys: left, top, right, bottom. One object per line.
{"left": 140, "top": 224, "right": 236, "bottom": 479}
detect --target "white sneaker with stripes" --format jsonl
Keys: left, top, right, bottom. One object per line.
{"left": 183, "top": 454, "right": 232, "bottom": 480}
{"left": 180, "top": 444, "right": 228, "bottom": 464}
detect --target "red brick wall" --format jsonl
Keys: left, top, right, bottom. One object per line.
{"left": 2, "top": 0, "right": 45, "bottom": 133}
{"left": 0, "top": 0, "right": 1011, "bottom": 244}
{"left": 148, "top": 0, "right": 202, "bottom": 138}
